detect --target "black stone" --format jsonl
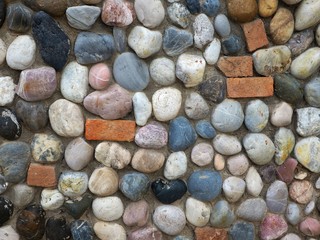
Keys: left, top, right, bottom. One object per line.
{"left": 70, "top": 220, "right": 94, "bottom": 240}
{"left": 185, "top": 0, "right": 200, "bottom": 14}
{"left": 46, "top": 216, "right": 71, "bottom": 240}
{"left": 274, "top": 74, "right": 304, "bottom": 104}
{"left": 0, "top": 107, "right": 22, "bottom": 140}
{"left": 151, "top": 178, "right": 187, "bottom": 204}
{"left": 7, "top": 2, "right": 33, "bottom": 33}
{"left": 63, "top": 194, "right": 93, "bottom": 219}
{"left": 16, "top": 204, "right": 46, "bottom": 240}
{"left": 198, "top": 75, "right": 226, "bottom": 103}
{"left": 0, "top": 197, "right": 14, "bottom": 227}
{"left": 0, "top": 0, "right": 5, "bottom": 28}
{"left": 259, "top": 164, "right": 277, "bottom": 184}
{"left": 32, "top": 11, "right": 70, "bottom": 71}
{"left": 15, "top": 100, "right": 49, "bottom": 132}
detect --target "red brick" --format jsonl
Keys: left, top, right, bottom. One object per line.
{"left": 85, "top": 119, "right": 136, "bottom": 141}
{"left": 227, "top": 77, "right": 274, "bottom": 98}
{"left": 27, "top": 163, "right": 57, "bottom": 188}
{"left": 217, "top": 56, "right": 253, "bottom": 77}
{"left": 195, "top": 227, "right": 227, "bottom": 240}
{"left": 242, "top": 19, "right": 269, "bottom": 52}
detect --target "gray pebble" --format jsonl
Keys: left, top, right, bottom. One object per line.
{"left": 286, "top": 202, "right": 301, "bottom": 225}
{"left": 296, "top": 107, "right": 320, "bottom": 137}
{"left": 184, "top": 92, "right": 209, "bottom": 120}
{"left": 244, "top": 99, "right": 269, "bottom": 132}
{"left": 236, "top": 198, "right": 267, "bottom": 222}
{"left": 163, "top": 26, "right": 193, "bottom": 56}
{"left": 66, "top": 5, "right": 101, "bottom": 30}
{"left": 167, "top": 3, "right": 190, "bottom": 28}
{"left": 305, "top": 76, "right": 320, "bottom": 107}
{"left": 266, "top": 180, "right": 288, "bottom": 213}
{"left": 214, "top": 14, "right": 231, "bottom": 37}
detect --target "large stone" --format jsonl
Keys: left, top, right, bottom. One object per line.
{"left": 295, "top": 0, "right": 320, "bottom": 31}
{"left": 296, "top": 107, "right": 320, "bottom": 137}
{"left": 294, "top": 137, "right": 320, "bottom": 173}
{"left": 236, "top": 198, "right": 267, "bottom": 221}
{"left": 7, "top": 2, "right": 33, "bottom": 33}
{"left": 193, "top": 13, "right": 214, "bottom": 49}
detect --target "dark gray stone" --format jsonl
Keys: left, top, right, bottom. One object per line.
{"left": 119, "top": 172, "right": 150, "bottom": 201}
{"left": 229, "top": 221, "right": 255, "bottom": 240}
{"left": 46, "top": 216, "right": 71, "bottom": 240}
{"left": 287, "top": 29, "right": 314, "bottom": 57}
{"left": 198, "top": 75, "right": 226, "bottom": 103}
{"left": 222, "top": 34, "right": 243, "bottom": 55}
{"left": 113, "top": 27, "right": 127, "bottom": 53}
{"left": 7, "top": 2, "right": 33, "bottom": 33}
{"left": 163, "top": 26, "right": 193, "bottom": 56}
{"left": 151, "top": 178, "right": 187, "bottom": 204}
{"left": 66, "top": 5, "right": 100, "bottom": 30}
{"left": 0, "top": 0, "right": 5, "bottom": 28}
{"left": 71, "top": 220, "right": 94, "bottom": 240}
{"left": 63, "top": 194, "right": 93, "bottom": 219}
{"left": 0, "top": 107, "right": 21, "bottom": 140}
{"left": 274, "top": 74, "right": 303, "bottom": 104}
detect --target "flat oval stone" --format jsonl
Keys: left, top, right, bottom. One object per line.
{"left": 245, "top": 166, "right": 263, "bottom": 196}
{"left": 65, "top": 137, "right": 93, "bottom": 171}
{"left": 23, "top": 0, "right": 67, "bottom": 16}
{"left": 71, "top": 220, "right": 94, "bottom": 240}
{"left": 66, "top": 5, "right": 101, "bottom": 30}
{"left": 243, "top": 133, "right": 275, "bottom": 165}
{"left": 94, "top": 222, "right": 126, "bottom": 240}
{"left": 186, "top": 197, "right": 210, "bottom": 227}
{"left": 0, "top": 108, "right": 21, "bottom": 140}
{"left": 74, "top": 32, "right": 115, "bottom": 65}
{"left": 223, "top": 176, "right": 246, "bottom": 202}
{"left": 211, "top": 99, "right": 244, "bottom": 132}
{"left": 221, "top": 34, "right": 243, "bottom": 55}
{"left": 193, "top": 13, "right": 214, "bottom": 49}
{"left": 286, "top": 202, "right": 301, "bottom": 225}
{"left": 16, "top": 204, "right": 46, "bottom": 240}
{"left": 40, "top": 189, "right": 64, "bottom": 210}
{"left": 113, "top": 52, "right": 149, "bottom": 91}
{"left": 95, "top": 141, "right": 131, "bottom": 169}
{"left": 191, "top": 142, "right": 214, "bottom": 167}
{"left": 163, "top": 26, "right": 193, "bottom": 57}
{"left": 135, "top": 122, "right": 167, "bottom": 149}
{"left": 101, "top": 0, "right": 134, "bottom": 27}
{"left": 153, "top": 205, "right": 186, "bottom": 236}
{"left": 119, "top": 172, "right": 150, "bottom": 201}
{"left": 84, "top": 84, "right": 132, "bottom": 120}
{"left": 259, "top": 0, "right": 277, "bottom": 17}
{"left": 0, "top": 0, "right": 5, "bottom": 28}
{"left": 127, "top": 226, "right": 162, "bottom": 240}
{"left": 260, "top": 213, "right": 288, "bottom": 240}
{"left": 7, "top": 3, "right": 32, "bottom": 33}
{"left": 123, "top": 200, "right": 149, "bottom": 227}
{"left": 164, "top": 151, "right": 188, "bottom": 180}
{"left": 131, "top": 149, "right": 165, "bottom": 173}
{"left": 229, "top": 221, "right": 255, "bottom": 240}
{"left": 49, "top": 99, "right": 84, "bottom": 137}
{"left": 204, "top": 38, "right": 221, "bottom": 65}
{"left": 92, "top": 196, "right": 124, "bottom": 221}
{"left": 214, "top": 14, "right": 231, "bottom": 38}
{"left": 287, "top": 29, "right": 314, "bottom": 57}
{"left": 299, "top": 217, "right": 320, "bottom": 237}
{"left": 295, "top": 0, "right": 320, "bottom": 31}
{"left": 58, "top": 171, "right": 88, "bottom": 198}
{"left": 0, "top": 197, "right": 13, "bottom": 226}
{"left": 270, "top": 8, "right": 294, "bottom": 44}
{"left": 245, "top": 99, "right": 269, "bottom": 132}
{"left": 64, "top": 194, "right": 93, "bottom": 219}
{"left": 274, "top": 127, "right": 295, "bottom": 165}
{"left": 236, "top": 198, "right": 267, "bottom": 221}
{"left": 227, "top": 154, "right": 249, "bottom": 176}
{"left": 32, "top": 11, "right": 70, "bottom": 71}
{"left": 89, "top": 63, "right": 111, "bottom": 90}
{"left": 17, "top": 66, "right": 57, "bottom": 102}
{"left": 266, "top": 180, "right": 288, "bottom": 213}
{"left": 0, "top": 76, "right": 15, "bottom": 106}
{"left": 150, "top": 57, "right": 175, "bottom": 86}
{"left": 167, "top": 3, "right": 190, "bottom": 28}
{"left": 169, "top": 116, "right": 197, "bottom": 151}
{"left": 46, "top": 216, "right": 71, "bottom": 240}
{"left": 152, "top": 178, "right": 187, "bottom": 204}
{"left": 15, "top": 100, "right": 48, "bottom": 132}
{"left": 305, "top": 76, "right": 320, "bottom": 107}
{"left": 296, "top": 107, "right": 320, "bottom": 137}
{"left": 195, "top": 120, "right": 216, "bottom": 139}
{"left": 253, "top": 45, "right": 291, "bottom": 76}
{"left": 274, "top": 74, "right": 303, "bottom": 104}
{"left": 289, "top": 180, "right": 313, "bottom": 204}
{"left": 198, "top": 75, "right": 226, "bottom": 103}
{"left": 6, "top": 35, "right": 36, "bottom": 70}
{"left": 134, "top": 0, "right": 165, "bottom": 28}
{"left": 185, "top": 92, "right": 209, "bottom": 119}
{"left": 290, "top": 47, "right": 320, "bottom": 79}
{"left": 88, "top": 167, "right": 118, "bottom": 196}
{"left": 227, "top": 0, "right": 258, "bottom": 22}
{"left": 213, "top": 134, "right": 242, "bottom": 155}
{"left": 210, "top": 200, "right": 235, "bottom": 228}
{"left": 31, "top": 133, "right": 64, "bottom": 163}
{"left": 0, "top": 226, "right": 20, "bottom": 240}
{"left": 187, "top": 170, "right": 222, "bottom": 201}
{"left": 133, "top": 92, "right": 152, "bottom": 126}
{"left": 61, "top": 61, "right": 88, "bottom": 103}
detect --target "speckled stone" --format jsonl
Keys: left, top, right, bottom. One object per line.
{"left": 289, "top": 180, "right": 313, "bottom": 204}
{"left": 119, "top": 172, "right": 150, "bottom": 201}
{"left": 260, "top": 213, "right": 288, "bottom": 240}
{"left": 287, "top": 29, "right": 314, "bottom": 57}
{"left": 123, "top": 200, "right": 149, "bottom": 227}
{"left": 0, "top": 197, "right": 13, "bottom": 227}
{"left": 185, "top": 0, "right": 200, "bottom": 14}
{"left": 198, "top": 75, "right": 226, "bottom": 103}
{"left": 167, "top": 3, "right": 191, "bottom": 28}
{"left": 193, "top": 13, "right": 214, "bottom": 49}
{"left": 296, "top": 107, "right": 320, "bottom": 137}
{"left": 294, "top": 137, "right": 320, "bottom": 173}
{"left": 70, "top": 220, "right": 94, "bottom": 240}
{"left": 101, "top": 0, "right": 134, "bottom": 27}
{"left": 163, "top": 26, "right": 193, "bottom": 56}
{"left": 134, "top": 122, "right": 168, "bottom": 149}
{"left": 221, "top": 34, "right": 243, "bottom": 55}
{"left": 150, "top": 57, "right": 175, "bottom": 86}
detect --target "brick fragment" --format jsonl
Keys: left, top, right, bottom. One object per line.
{"left": 217, "top": 56, "right": 253, "bottom": 77}
{"left": 242, "top": 19, "right": 269, "bottom": 52}
{"left": 85, "top": 119, "right": 136, "bottom": 141}
{"left": 27, "top": 163, "right": 57, "bottom": 188}
{"left": 195, "top": 227, "right": 227, "bottom": 240}
{"left": 227, "top": 77, "right": 274, "bottom": 98}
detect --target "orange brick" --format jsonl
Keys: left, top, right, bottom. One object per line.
{"left": 85, "top": 119, "right": 136, "bottom": 141}
{"left": 227, "top": 77, "right": 274, "bottom": 98}
{"left": 195, "top": 227, "right": 227, "bottom": 240}
{"left": 242, "top": 19, "right": 269, "bottom": 52}
{"left": 217, "top": 56, "right": 253, "bottom": 77}
{"left": 27, "top": 163, "right": 57, "bottom": 188}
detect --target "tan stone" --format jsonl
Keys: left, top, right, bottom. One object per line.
{"left": 259, "top": 0, "right": 278, "bottom": 17}
{"left": 270, "top": 8, "right": 294, "bottom": 44}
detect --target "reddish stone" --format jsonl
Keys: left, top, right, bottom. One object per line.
{"left": 289, "top": 180, "right": 313, "bottom": 204}
{"left": 300, "top": 217, "right": 320, "bottom": 237}
{"left": 276, "top": 158, "right": 298, "bottom": 184}
{"left": 127, "top": 226, "right": 162, "bottom": 240}
{"left": 227, "top": 77, "right": 274, "bottom": 98}
{"left": 260, "top": 213, "right": 288, "bottom": 240}
{"left": 101, "top": 0, "right": 135, "bottom": 27}
{"left": 242, "top": 19, "right": 269, "bottom": 52}
{"left": 123, "top": 200, "right": 149, "bottom": 227}
{"left": 85, "top": 119, "right": 136, "bottom": 141}
{"left": 27, "top": 163, "right": 57, "bottom": 187}
{"left": 195, "top": 227, "right": 227, "bottom": 240}
{"left": 217, "top": 56, "right": 253, "bottom": 77}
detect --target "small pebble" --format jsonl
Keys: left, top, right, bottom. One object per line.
{"left": 66, "top": 5, "right": 101, "bottom": 30}
{"left": 201, "top": 0, "right": 220, "bottom": 16}
{"left": 289, "top": 180, "right": 314, "bottom": 204}
{"left": 286, "top": 202, "right": 302, "bottom": 225}
{"left": 151, "top": 178, "right": 187, "bottom": 204}
{"left": 214, "top": 14, "right": 230, "bottom": 38}
{"left": 94, "top": 222, "right": 126, "bottom": 240}
{"left": 210, "top": 200, "right": 235, "bottom": 228}
{"left": 305, "top": 200, "right": 315, "bottom": 215}
{"left": 214, "top": 153, "right": 225, "bottom": 170}
{"left": 276, "top": 157, "right": 298, "bottom": 184}
{"left": 229, "top": 221, "right": 255, "bottom": 240}
{"left": 221, "top": 34, "right": 243, "bottom": 55}
{"left": 274, "top": 128, "right": 295, "bottom": 165}
{"left": 46, "top": 216, "right": 71, "bottom": 240}
{"left": 245, "top": 166, "right": 263, "bottom": 197}
{"left": 92, "top": 196, "right": 124, "bottom": 221}
{"left": 89, "top": 63, "right": 111, "bottom": 90}
{"left": 134, "top": 122, "right": 168, "bottom": 149}
{"left": 266, "top": 180, "right": 288, "bottom": 213}
{"left": 185, "top": 92, "right": 209, "bottom": 120}
{"left": 167, "top": 3, "right": 190, "bottom": 28}
{"left": 150, "top": 57, "right": 175, "bottom": 86}
{"left": 203, "top": 38, "right": 221, "bottom": 65}
{"left": 316, "top": 177, "right": 320, "bottom": 189}
{"left": 299, "top": 217, "right": 320, "bottom": 237}
{"left": 88, "top": 167, "right": 119, "bottom": 196}
{"left": 0, "top": 76, "right": 15, "bottom": 106}
{"left": 195, "top": 120, "right": 216, "bottom": 139}
{"left": 294, "top": 171, "right": 308, "bottom": 180}
{"left": 260, "top": 213, "right": 288, "bottom": 240}
{"left": 223, "top": 176, "right": 246, "bottom": 202}
{"left": 191, "top": 142, "right": 214, "bottom": 167}
{"left": 244, "top": 99, "right": 269, "bottom": 132}
{"left": 71, "top": 220, "right": 94, "bottom": 240}
{"left": 58, "top": 171, "right": 88, "bottom": 198}
{"left": 133, "top": 92, "right": 152, "bottom": 126}
{"left": 101, "top": 0, "right": 133, "bottom": 27}
{"left": 236, "top": 198, "right": 267, "bottom": 222}
{"left": 227, "top": 154, "right": 249, "bottom": 176}
{"left": 131, "top": 149, "right": 165, "bottom": 173}
{"left": 119, "top": 172, "right": 150, "bottom": 201}
{"left": 0, "top": 197, "right": 14, "bottom": 226}
{"left": 0, "top": 38, "right": 6, "bottom": 65}
{"left": 134, "top": 0, "right": 165, "bottom": 28}
{"left": 40, "top": 188, "right": 64, "bottom": 210}
{"left": 260, "top": 164, "right": 277, "bottom": 184}
{"left": 123, "top": 200, "right": 149, "bottom": 227}
{"left": 213, "top": 134, "right": 242, "bottom": 155}
{"left": 193, "top": 13, "right": 214, "bottom": 49}
{"left": 162, "top": 26, "right": 193, "bottom": 56}
{"left": 164, "top": 151, "right": 188, "bottom": 180}
{"left": 186, "top": 197, "right": 211, "bottom": 227}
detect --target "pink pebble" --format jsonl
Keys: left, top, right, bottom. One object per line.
{"left": 260, "top": 213, "right": 288, "bottom": 240}
{"left": 299, "top": 217, "right": 320, "bottom": 237}
{"left": 89, "top": 63, "right": 111, "bottom": 90}
{"left": 276, "top": 157, "right": 298, "bottom": 184}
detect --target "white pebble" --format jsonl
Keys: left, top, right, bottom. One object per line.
{"left": 213, "top": 134, "right": 242, "bottom": 155}
{"left": 40, "top": 189, "right": 64, "bottom": 210}
{"left": 0, "top": 76, "right": 15, "bottom": 106}
{"left": 92, "top": 196, "right": 124, "bottom": 221}
{"left": 94, "top": 222, "right": 126, "bottom": 240}
{"left": 245, "top": 166, "right": 263, "bottom": 197}
{"left": 133, "top": 92, "right": 152, "bottom": 126}
{"left": 271, "top": 102, "right": 293, "bottom": 127}
{"left": 223, "top": 176, "right": 246, "bottom": 202}
{"left": 227, "top": 154, "right": 249, "bottom": 176}
{"left": 150, "top": 57, "right": 175, "bottom": 86}
{"left": 185, "top": 197, "right": 211, "bottom": 227}
{"left": 164, "top": 151, "right": 187, "bottom": 180}
{"left": 204, "top": 38, "right": 221, "bottom": 65}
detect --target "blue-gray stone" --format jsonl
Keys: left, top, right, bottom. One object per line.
{"left": 305, "top": 76, "right": 320, "bottom": 107}
{"left": 236, "top": 198, "right": 267, "bottom": 222}
{"left": 71, "top": 220, "right": 93, "bottom": 240}
{"left": 0, "top": 107, "right": 22, "bottom": 140}
{"left": 169, "top": 116, "right": 197, "bottom": 151}
{"left": 201, "top": 0, "right": 220, "bottom": 17}
{"left": 46, "top": 216, "right": 71, "bottom": 240}
{"left": 32, "top": 11, "right": 70, "bottom": 71}
{"left": 174, "top": 236, "right": 192, "bottom": 240}
{"left": 187, "top": 169, "right": 222, "bottom": 201}
{"left": 274, "top": 74, "right": 303, "bottom": 104}
{"left": 119, "top": 172, "right": 150, "bottom": 201}
{"left": 74, "top": 32, "right": 115, "bottom": 65}
{"left": 0, "top": 142, "right": 30, "bottom": 183}
{"left": 244, "top": 99, "right": 269, "bottom": 133}
{"left": 66, "top": 5, "right": 101, "bottom": 30}
{"left": 113, "top": 52, "right": 150, "bottom": 91}
{"left": 210, "top": 200, "right": 235, "bottom": 228}
{"left": 185, "top": 0, "right": 200, "bottom": 14}
{"left": 229, "top": 221, "right": 255, "bottom": 240}
{"left": 163, "top": 26, "right": 193, "bottom": 57}
{"left": 214, "top": 14, "right": 231, "bottom": 38}
{"left": 7, "top": 2, "right": 33, "bottom": 33}
{"left": 222, "top": 34, "right": 243, "bottom": 55}
{"left": 0, "top": 0, "right": 5, "bottom": 28}
{"left": 196, "top": 120, "right": 216, "bottom": 139}
{"left": 286, "top": 202, "right": 301, "bottom": 225}
{"left": 266, "top": 180, "right": 288, "bottom": 214}
{"left": 113, "top": 27, "right": 127, "bottom": 53}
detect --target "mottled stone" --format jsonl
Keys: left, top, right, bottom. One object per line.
{"left": 198, "top": 75, "right": 226, "bottom": 103}
{"left": 223, "top": 176, "right": 245, "bottom": 202}
{"left": 236, "top": 198, "right": 267, "bottom": 221}
{"left": 88, "top": 167, "right": 118, "bottom": 197}
{"left": 186, "top": 197, "right": 211, "bottom": 227}
{"left": 66, "top": 5, "right": 101, "bottom": 30}
{"left": 119, "top": 172, "right": 150, "bottom": 201}
{"left": 150, "top": 57, "right": 175, "bottom": 86}
{"left": 276, "top": 157, "right": 297, "bottom": 184}
{"left": 88, "top": 63, "right": 111, "bottom": 91}
{"left": 167, "top": 3, "right": 190, "bottom": 28}
{"left": 260, "top": 213, "right": 288, "bottom": 240}
{"left": 226, "top": 154, "right": 249, "bottom": 176}
{"left": 71, "top": 220, "right": 94, "bottom": 240}
{"left": 0, "top": 77, "right": 15, "bottom": 106}
{"left": 58, "top": 171, "right": 88, "bottom": 198}
{"left": 193, "top": 13, "right": 214, "bottom": 49}
{"left": 289, "top": 180, "right": 313, "bottom": 204}
{"left": 151, "top": 178, "right": 187, "bottom": 204}
{"left": 94, "top": 222, "right": 126, "bottom": 240}
{"left": 123, "top": 200, "right": 149, "bottom": 227}
{"left": 244, "top": 99, "right": 269, "bottom": 132}
{"left": 296, "top": 107, "right": 320, "bottom": 137}
{"left": 134, "top": 0, "right": 165, "bottom": 28}
{"left": 0, "top": 197, "right": 13, "bottom": 227}
{"left": 287, "top": 29, "right": 314, "bottom": 57}
{"left": 101, "top": 0, "right": 134, "bottom": 27}
{"left": 7, "top": 3, "right": 33, "bottom": 33}
{"left": 185, "top": 92, "right": 209, "bottom": 119}
{"left": 210, "top": 200, "right": 235, "bottom": 228}
{"left": 270, "top": 8, "right": 294, "bottom": 44}
{"left": 40, "top": 189, "right": 64, "bottom": 210}
{"left": 274, "top": 128, "right": 295, "bottom": 165}
{"left": 135, "top": 122, "right": 168, "bottom": 149}
{"left": 229, "top": 221, "right": 255, "bottom": 240}
{"left": 274, "top": 74, "right": 303, "bottom": 104}
{"left": 132, "top": 149, "right": 165, "bottom": 173}
{"left": 260, "top": 164, "right": 277, "bottom": 183}
{"left": 163, "top": 26, "right": 193, "bottom": 56}
{"left": 299, "top": 217, "right": 320, "bottom": 237}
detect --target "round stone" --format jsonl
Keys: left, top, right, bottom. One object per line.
{"left": 187, "top": 170, "right": 222, "bottom": 201}
{"left": 195, "top": 120, "right": 216, "bottom": 139}
{"left": 123, "top": 200, "right": 149, "bottom": 227}
{"left": 271, "top": 102, "right": 293, "bottom": 127}
{"left": 286, "top": 202, "right": 302, "bottom": 225}
{"left": 193, "top": 13, "right": 214, "bottom": 49}
{"left": 260, "top": 213, "right": 288, "bottom": 240}
{"left": 186, "top": 197, "right": 211, "bottom": 227}
{"left": 274, "top": 74, "right": 303, "bottom": 104}
{"left": 119, "top": 172, "right": 150, "bottom": 201}
{"left": 151, "top": 178, "right": 187, "bottom": 204}
{"left": 167, "top": 2, "right": 190, "bottom": 28}
{"left": 184, "top": 92, "right": 209, "bottom": 120}
{"left": 214, "top": 14, "right": 231, "bottom": 38}
{"left": 94, "top": 222, "right": 126, "bottom": 240}
{"left": 213, "top": 134, "right": 242, "bottom": 155}
{"left": 0, "top": 77, "right": 15, "bottom": 106}
{"left": 134, "top": 0, "right": 165, "bottom": 28}
{"left": 0, "top": 108, "right": 22, "bottom": 141}
{"left": 66, "top": 5, "right": 101, "bottom": 30}
{"left": 134, "top": 122, "right": 168, "bottom": 149}
{"left": 153, "top": 205, "right": 186, "bottom": 236}
{"left": 227, "top": 0, "right": 258, "bottom": 22}
{"left": 227, "top": 154, "right": 249, "bottom": 176}
{"left": 305, "top": 76, "right": 320, "bottom": 107}
{"left": 92, "top": 196, "right": 124, "bottom": 221}
{"left": 244, "top": 99, "right": 269, "bottom": 132}
{"left": 40, "top": 188, "right": 64, "bottom": 210}
{"left": 243, "top": 133, "right": 275, "bottom": 165}
{"left": 210, "top": 200, "right": 235, "bottom": 228}
{"left": 131, "top": 149, "right": 165, "bottom": 173}
{"left": 89, "top": 63, "right": 111, "bottom": 90}
{"left": 259, "top": 0, "right": 277, "bottom": 17}
{"left": 58, "top": 171, "right": 88, "bottom": 198}
{"left": 289, "top": 180, "right": 313, "bottom": 204}
{"left": 245, "top": 166, "right": 263, "bottom": 197}
{"left": 88, "top": 167, "right": 119, "bottom": 197}
{"left": 260, "top": 164, "right": 277, "bottom": 184}
{"left": 150, "top": 57, "right": 175, "bottom": 86}
{"left": 203, "top": 38, "right": 221, "bottom": 65}
{"left": 266, "top": 180, "right": 288, "bottom": 213}
{"left": 191, "top": 143, "right": 214, "bottom": 167}
{"left": 133, "top": 92, "right": 152, "bottom": 126}
{"left": 270, "top": 8, "right": 294, "bottom": 44}
{"left": 236, "top": 198, "right": 267, "bottom": 222}
{"left": 211, "top": 99, "right": 244, "bottom": 132}
{"left": 305, "top": 200, "right": 315, "bottom": 215}
{"left": 0, "top": 197, "right": 14, "bottom": 226}
{"left": 101, "top": 0, "right": 134, "bottom": 27}
{"left": 164, "top": 151, "right": 188, "bottom": 180}
{"left": 223, "top": 176, "right": 246, "bottom": 202}
{"left": 0, "top": 175, "right": 7, "bottom": 194}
